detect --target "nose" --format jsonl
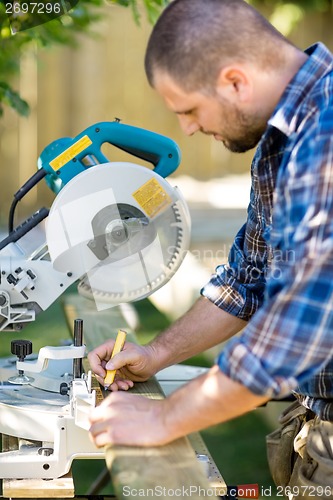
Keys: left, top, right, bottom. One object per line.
{"left": 177, "top": 115, "right": 200, "bottom": 136}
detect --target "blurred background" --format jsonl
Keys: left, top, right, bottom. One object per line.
{"left": 1, "top": 0, "right": 333, "bottom": 497}
{"left": 1, "top": 0, "right": 333, "bottom": 220}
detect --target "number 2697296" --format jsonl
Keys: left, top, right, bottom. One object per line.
{"left": 5, "top": 3, "right": 62, "bottom": 15}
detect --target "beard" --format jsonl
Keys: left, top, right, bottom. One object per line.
{"left": 222, "top": 126, "right": 266, "bottom": 153}
{"left": 214, "top": 97, "right": 268, "bottom": 153}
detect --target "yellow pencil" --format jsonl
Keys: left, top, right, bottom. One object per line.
{"left": 104, "top": 329, "right": 127, "bottom": 389}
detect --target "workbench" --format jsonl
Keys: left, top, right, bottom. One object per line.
{"left": 0, "top": 294, "right": 226, "bottom": 499}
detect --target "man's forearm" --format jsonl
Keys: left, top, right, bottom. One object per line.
{"left": 89, "top": 365, "right": 270, "bottom": 448}
{"left": 164, "top": 365, "right": 269, "bottom": 440}
{"left": 147, "top": 297, "right": 247, "bottom": 371}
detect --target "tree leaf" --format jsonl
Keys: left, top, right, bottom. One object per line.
{"left": 0, "top": 82, "right": 30, "bottom": 116}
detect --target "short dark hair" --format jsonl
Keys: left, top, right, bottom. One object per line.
{"left": 145, "top": 0, "right": 295, "bottom": 91}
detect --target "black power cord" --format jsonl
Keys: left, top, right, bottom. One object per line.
{"left": 8, "top": 168, "right": 47, "bottom": 233}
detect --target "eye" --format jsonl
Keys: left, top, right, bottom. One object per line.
{"left": 178, "top": 108, "right": 196, "bottom": 117}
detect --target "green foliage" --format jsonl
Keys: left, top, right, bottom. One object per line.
{"left": 105, "top": 0, "right": 167, "bottom": 24}
{"left": 0, "top": 0, "right": 168, "bottom": 117}
{"left": 1, "top": 0, "right": 332, "bottom": 117}
{"left": 142, "top": 0, "right": 168, "bottom": 24}
{"left": 250, "top": 0, "right": 332, "bottom": 11}
{"left": 249, "top": 0, "right": 333, "bottom": 35}
{"left": 0, "top": 81, "right": 29, "bottom": 117}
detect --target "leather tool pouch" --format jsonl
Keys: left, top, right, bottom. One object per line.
{"left": 266, "top": 400, "right": 308, "bottom": 487}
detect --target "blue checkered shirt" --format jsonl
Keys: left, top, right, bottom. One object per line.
{"left": 201, "top": 42, "right": 333, "bottom": 420}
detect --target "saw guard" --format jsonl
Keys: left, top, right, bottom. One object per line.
{"left": 46, "top": 162, "right": 191, "bottom": 308}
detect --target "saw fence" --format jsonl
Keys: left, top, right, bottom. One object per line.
{"left": 0, "top": 294, "right": 226, "bottom": 499}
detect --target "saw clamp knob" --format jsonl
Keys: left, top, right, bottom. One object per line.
{"left": 8, "top": 339, "right": 34, "bottom": 385}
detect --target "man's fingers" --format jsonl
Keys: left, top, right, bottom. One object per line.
{"left": 91, "top": 430, "right": 111, "bottom": 448}
{"left": 88, "top": 341, "right": 116, "bottom": 376}
{"left": 107, "top": 378, "right": 134, "bottom": 392}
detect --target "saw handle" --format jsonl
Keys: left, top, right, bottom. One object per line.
{"left": 88, "top": 122, "right": 181, "bottom": 177}
{"left": 39, "top": 121, "right": 182, "bottom": 193}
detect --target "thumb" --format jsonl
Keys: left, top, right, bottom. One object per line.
{"left": 105, "top": 349, "right": 136, "bottom": 371}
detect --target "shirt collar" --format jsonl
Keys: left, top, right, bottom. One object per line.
{"left": 268, "top": 42, "right": 333, "bottom": 137}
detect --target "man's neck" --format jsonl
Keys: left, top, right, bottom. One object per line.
{"left": 254, "top": 47, "right": 309, "bottom": 122}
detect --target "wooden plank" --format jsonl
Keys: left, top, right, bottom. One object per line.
{"left": 64, "top": 295, "right": 219, "bottom": 500}
{"left": 105, "top": 439, "right": 216, "bottom": 499}
{"left": 63, "top": 294, "right": 132, "bottom": 353}
{"left": 2, "top": 474, "right": 74, "bottom": 499}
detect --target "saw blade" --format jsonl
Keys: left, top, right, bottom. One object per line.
{"left": 46, "top": 162, "right": 191, "bottom": 308}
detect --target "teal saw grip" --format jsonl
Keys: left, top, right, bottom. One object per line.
{"left": 39, "top": 121, "right": 181, "bottom": 193}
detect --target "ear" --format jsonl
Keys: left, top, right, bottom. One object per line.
{"left": 215, "top": 65, "right": 253, "bottom": 103}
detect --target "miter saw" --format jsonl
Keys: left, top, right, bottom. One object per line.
{"left": 0, "top": 121, "right": 191, "bottom": 479}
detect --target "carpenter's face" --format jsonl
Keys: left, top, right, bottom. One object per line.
{"left": 154, "top": 72, "right": 267, "bottom": 153}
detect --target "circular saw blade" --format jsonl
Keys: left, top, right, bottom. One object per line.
{"left": 46, "top": 162, "right": 191, "bottom": 308}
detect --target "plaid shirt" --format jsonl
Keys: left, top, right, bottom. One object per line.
{"left": 201, "top": 42, "right": 333, "bottom": 420}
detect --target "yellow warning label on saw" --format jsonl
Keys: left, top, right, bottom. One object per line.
{"left": 49, "top": 135, "right": 92, "bottom": 170}
{"left": 132, "top": 178, "right": 172, "bottom": 218}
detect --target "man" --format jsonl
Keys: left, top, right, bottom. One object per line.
{"left": 89, "top": 0, "right": 333, "bottom": 493}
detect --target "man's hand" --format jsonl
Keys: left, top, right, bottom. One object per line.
{"left": 87, "top": 340, "right": 158, "bottom": 391}
{"left": 89, "top": 392, "right": 171, "bottom": 447}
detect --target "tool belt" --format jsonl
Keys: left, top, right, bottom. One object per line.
{"left": 266, "top": 400, "right": 333, "bottom": 499}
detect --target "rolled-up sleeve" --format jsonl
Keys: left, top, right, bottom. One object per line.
{"left": 218, "top": 252, "right": 333, "bottom": 398}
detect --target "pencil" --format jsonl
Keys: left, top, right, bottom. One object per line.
{"left": 104, "top": 329, "right": 127, "bottom": 389}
